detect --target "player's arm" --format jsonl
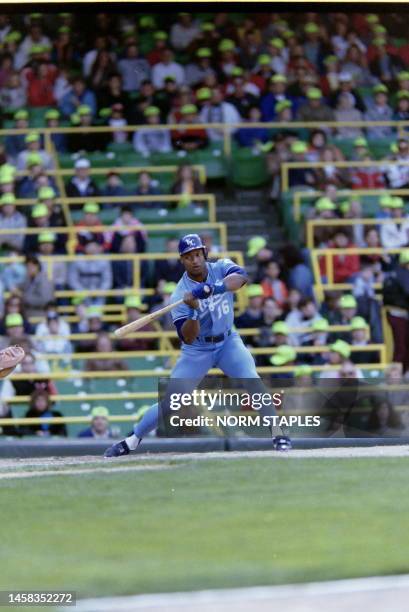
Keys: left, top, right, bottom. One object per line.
{"left": 191, "top": 263, "right": 248, "bottom": 299}
{"left": 223, "top": 272, "right": 248, "bottom": 292}
{"left": 174, "top": 292, "right": 200, "bottom": 344}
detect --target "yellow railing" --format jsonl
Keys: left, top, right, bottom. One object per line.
{"left": 292, "top": 188, "right": 409, "bottom": 223}
{"left": 306, "top": 217, "right": 408, "bottom": 250}
{"left": 281, "top": 160, "right": 409, "bottom": 193}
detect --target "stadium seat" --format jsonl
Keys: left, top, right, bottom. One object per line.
{"left": 231, "top": 148, "right": 270, "bottom": 187}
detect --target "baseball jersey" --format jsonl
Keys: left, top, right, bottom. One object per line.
{"left": 171, "top": 258, "right": 245, "bottom": 346}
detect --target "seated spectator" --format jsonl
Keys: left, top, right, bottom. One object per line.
{"left": 383, "top": 250, "right": 409, "bottom": 373}
{"left": 200, "top": 231, "right": 222, "bottom": 255}
{"left": 313, "top": 146, "right": 351, "bottom": 190}
{"left": 101, "top": 171, "right": 128, "bottom": 206}
{"left": 19, "top": 254, "right": 54, "bottom": 318}
{"left": 111, "top": 234, "right": 143, "bottom": 290}
{"left": 380, "top": 197, "right": 409, "bottom": 249}
{"left": 146, "top": 30, "right": 168, "bottom": 66}
{"left": 133, "top": 105, "right": 172, "bottom": 157}
{"left": 73, "top": 304, "right": 108, "bottom": 340}
{"left": 133, "top": 170, "right": 162, "bottom": 209}
{"left": 260, "top": 296, "right": 283, "bottom": 329}
{"left": 170, "top": 13, "right": 200, "bottom": 51}
{"left": 300, "top": 318, "right": 330, "bottom": 365}
{"left": 285, "top": 297, "right": 323, "bottom": 345}
{"left": 288, "top": 141, "right": 316, "bottom": 188}
{"left": 59, "top": 75, "right": 97, "bottom": 118}
{"left": 227, "top": 76, "right": 259, "bottom": 118}
{"left": 235, "top": 284, "right": 264, "bottom": 329}
{"left": 117, "top": 296, "right": 157, "bottom": 351}
{"left": 350, "top": 147, "right": 386, "bottom": 189}
{"left": 118, "top": 42, "right": 151, "bottom": 92}
{"left": 369, "top": 37, "right": 405, "bottom": 84}
{"left": 22, "top": 389, "right": 67, "bottom": 437}
{"left": 367, "top": 398, "right": 403, "bottom": 436}
{"left": 66, "top": 158, "right": 100, "bottom": 200}
{"left": 341, "top": 44, "right": 374, "bottom": 87}
{"left": 4, "top": 109, "right": 29, "bottom": 161}
{"left": 34, "top": 306, "right": 72, "bottom": 357}
{"left": 319, "top": 229, "right": 360, "bottom": 284}
{"left": 279, "top": 244, "right": 314, "bottom": 298}
{"left": 0, "top": 351, "right": 56, "bottom": 412}
{"left": 45, "top": 109, "right": 67, "bottom": 153}
{"left": 16, "top": 132, "right": 54, "bottom": 171}
{"left": 385, "top": 137, "right": 409, "bottom": 190}
{"left": 349, "top": 316, "right": 379, "bottom": 364}
{"left": 319, "top": 339, "right": 363, "bottom": 378}
{"left": 75, "top": 202, "right": 106, "bottom": 253}
{"left": 269, "top": 345, "right": 296, "bottom": 379}
{"left": 98, "top": 72, "right": 129, "bottom": 116}
{"left": 23, "top": 203, "right": 51, "bottom": 255}
{"left": 328, "top": 72, "right": 366, "bottom": 112}
{"left": 297, "top": 87, "right": 335, "bottom": 122}
{"left": 235, "top": 106, "right": 269, "bottom": 148}
{"left": 78, "top": 405, "right": 114, "bottom": 438}
{"left": 334, "top": 92, "right": 364, "bottom": 139}
{"left": 67, "top": 104, "right": 108, "bottom": 152}
{"left": 393, "top": 91, "right": 409, "bottom": 120}
{"left": 0, "top": 71, "right": 26, "bottom": 112}
{"left": 171, "top": 103, "right": 208, "bottom": 151}
{"left": 152, "top": 49, "right": 185, "bottom": 88}
{"left": 260, "top": 74, "right": 292, "bottom": 121}
{"left": 199, "top": 88, "right": 241, "bottom": 142}
{"left": 260, "top": 260, "right": 288, "bottom": 307}
{"left": 68, "top": 239, "right": 112, "bottom": 305}
{"left": 170, "top": 165, "right": 204, "bottom": 209}
{"left": 15, "top": 21, "right": 51, "bottom": 70}
{"left": 247, "top": 236, "right": 275, "bottom": 282}
{"left": 0, "top": 193, "right": 27, "bottom": 251}
{"left": 1, "top": 247, "right": 26, "bottom": 294}
{"left": 364, "top": 84, "right": 394, "bottom": 139}
{"left": 0, "top": 312, "right": 29, "bottom": 350}
{"left": 152, "top": 237, "right": 184, "bottom": 285}
{"left": 86, "top": 332, "right": 128, "bottom": 371}
{"left": 37, "top": 232, "right": 68, "bottom": 291}
{"left": 26, "top": 60, "right": 56, "bottom": 107}
{"left": 16, "top": 157, "right": 58, "bottom": 199}
{"left": 185, "top": 47, "right": 216, "bottom": 87}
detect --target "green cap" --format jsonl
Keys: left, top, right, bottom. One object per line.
{"left": 312, "top": 318, "right": 329, "bottom": 332}
{"left": 373, "top": 83, "right": 388, "bottom": 94}
{"left": 0, "top": 172, "right": 14, "bottom": 184}
{"left": 269, "top": 38, "right": 284, "bottom": 49}
{"left": 399, "top": 249, "right": 409, "bottom": 265}
{"left": 91, "top": 406, "right": 109, "bottom": 418}
{"left": 196, "top": 87, "right": 212, "bottom": 101}
{"left": 271, "top": 74, "right": 287, "bottom": 84}
{"left": 270, "top": 345, "right": 297, "bottom": 366}
{"left": 324, "top": 55, "right": 338, "bottom": 66}
{"left": 398, "top": 71, "right": 409, "bottom": 81}
{"left": 373, "top": 37, "right": 386, "bottom": 47}
{"left": 247, "top": 236, "right": 267, "bottom": 257}
{"left": 38, "top": 232, "right": 56, "bottom": 244}
{"left": 153, "top": 31, "right": 167, "bottom": 41}
{"left": 38, "top": 186, "right": 56, "bottom": 201}
{"left": 231, "top": 66, "right": 244, "bottom": 77}
{"left": 26, "top": 152, "right": 42, "bottom": 167}
{"left": 201, "top": 22, "right": 215, "bottom": 32}
{"left": 124, "top": 295, "right": 144, "bottom": 309}
{"left": 86, "top": 306, "right": 102, "bottom": 318}
{"left": 354, "top": 136, "right": 368, "bottom": 147}
{"left": 58, "top": 26, "right": 70, "bottom": 34}
{"left": 291, "top": 141, "right": 308, "bottom": 154}
{"left": 272, "top": 321, "right": 289, "bottom": 335}
{"left": 218, "top": 38, "right": 235, "bottom": 52}
{"left": 329, "top": 339, "right": 351, "bottom": 359}
{"left": 379, "top": 194, "right": 393, "bottom": 207}
{"left": 315, "top": 197, "right": 336, "bottom": 212}
{"left": 305, "top": 22, "right": 319, "bottom": 34}
{"left": 32, "top": 203, "right": 48, "bottom": 218}
{"left": 197, "top": 47, "right": 211, "bottom": 58}
{"left": 78, "top": 104, "right": 92, "bottom": 116}
{"left": 45, "top": 109, "right": 60, "bottom": 120}
{"left": 397, "top": 90, "right": 409, "bottom": 99}
{"left": 25, "top": 132, "right": 39, "bottom": 144}
{"left": 139, "top": 16, "right": 156, "bottom": 29}
{"left": 339, "top": 200, "right": 351, "bottom": 214}
{"left": 294, "top": 365, "right": 312, "bottom": 378}
{"left": 71, "top": 113, "right": 80, "bottom": 125}
{"left": 373, "top": 24, "right": 387, "bottom": 34}
{"left": 5, "top": 31, "right": 22, "bottom": 43}
{"left": 339, "top": 294, "right": 357, "bottom": 309}
{"left": 282, "top": 29, "right": 295, "bottom": 39}
{"left": 257, "top": 54, "right": 271, "bottom": 66}
{"left": 0, "top": 193, "right": 16, "bottom": 205}
{"left": 366, "top": 14, "right": 379, "bottom": 24}
{"left": 30, "top": 44, "right": 44, "bottom": 55}
{"left": 71, "top": 293, "right": 86, "bottom": 306}
{"left": 275, "top": 100, "right": 291, "bottom": 114}
{"left": 14, "top": 109, "right": 28, "bottom": 120}
{"left": 246, "top": 284, "right": 264, "bottom": 298}
{"left": 307, "top": 87, "right": 322, "bottom": 100}
{"left": 5, "top": 313, "right": 23, "bottom": 328}
{"left": 350, "top": 316, "right": 369, "bottom": 331}
{"left": 180, "top": 104, "right": 198, "bottom": 115}
{"left": 144, "top": 105, "right": 160, "bottom": 117}
{"left": 83, "top": 201, "right": 100, "bottom": 214}
{"left": 163, "top": 282, "right": 177, "bottom": 294}
{"left": 389, "top": 196, "right": 404, "bottom": 209}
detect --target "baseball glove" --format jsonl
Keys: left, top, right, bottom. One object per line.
{"left": 0, "top": 345, "right": 26, "bottom": 379}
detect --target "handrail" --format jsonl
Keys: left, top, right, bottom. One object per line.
{"left": 306, "top": 217, "right": 409, "bottom": 249}
{"left": 292, "top": 188, "right": 409, "bottom": 223}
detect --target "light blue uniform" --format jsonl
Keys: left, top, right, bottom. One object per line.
{"left": 133, "top": 259, "right": 266, "bottom": 439}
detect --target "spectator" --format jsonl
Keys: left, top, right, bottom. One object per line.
{"left": 78, "top": 405, "right": 114, "bottom": 438}
{"left": 19, "top": 254, "right": 54, "bottom": 318}
{"left": 279, "top": 244, "right": 314, "bottom": 298}
{"left": 171, "top": 103, "right": 208, "bottom": 151}
{"left": 98, "top": 72, "right": 129, "bottom": 114}
{"left": 0, "top": 71, "right": 27, "bottom": 111}
{"left": 260, "top": 260, "right": 288, "bottom": 307}
{"left": 118, "top": 42, "right": 150, "bottom": 92}
{"left": 171, "top": 165, "right": 204, "bottom": 208}
{"left": 23, "top": 203, "right": 51, "bottom": 255}
{"left": 380, "top": 197, "right": 409, "bottom": 249}
{"left": 185, "top": 47, "right": 216, "bottom": 87}
{"left": 67, "top": 104, "right": 108, "bottom": 153}
{"left": 4, "top": 109, "right": 29, "bottom": 160}
{"left": 199, "top": 88, "right": 241, "bottom": 142}
{"left": 329, "top": 72, "right": 366, "bottom": 112}
{"left": 367, "top": 398, "right": 403, "bottom": 436}
{"left": 86, "top": 332, "right": 128, "bottom": 371}
{"left": 36, "top": 232, "right": 68, "bottom": 291}
{"left": 45, "top": 108, "right": 67, "bottom": 153}
{"left": 117, "top": 296, "right": 157, "bottom": 351}
{"left": 34, "top": 306, "right": 72, "bottom": 357}
{"left": 235, "top": 284, "right": 264, "bottom": 328}
{"left": 22, "top": 389, "right": 67, "bottom": 437}
{"left": 285, "top": 297, "right": 323, "bottom": 345}
{"left": 297, "top": 87, "right": 335, "bottom": 122}
{"left": 170, "top": 13, "right": 200, "bottom": 50}
{"left": 152, "top": 49, "right": 185, "bottom": 88}
{"left": 66, "top": 158, "right": 100, "bottom": 199}
{"left": 1, "top": 246, "right": 26, "bottom": 293}
{"left": 235, "top": 106, "right": 269, "bottom": 148}
{"left": 0, "top": 193, "right": 27, "bottom": 251}
{"left": 364, "top": 84, "right": 394, "bottom": 139}
{"left": 101, "top": 171, "right": 127, "bottom": 204}
{"left": 146, "top": 30, "right": 169, "bottom": 66}
{"left": 393, "top": 91, "right": 409, "bottom": 120}
{"left": 260, "top": 74, "right": 291, "bottom": 121}
{"left": 89, "top": 49, "right": 118, "bottom": 92}
{"left": 349, "top": 316, "right": 379, "bottom": 364}
{"left": 15, "top": 22, "right": 51, "bottom": 70}
{"left": 383, "top": 249, "right": 409, "bottom": 372}
{"left": 25, "top": 61, "right": 56, "bottom": 107}
{"left": 59, "top": 75, "right": 97, "bottom": 118}
{"left": 67, "top": 240, "right": 112, "bottom": 305}
{"left": 334, "top": 92, "right": 364, "bottom": 139}
{"left": 152, "top": 237, "right": 184, "bottom": 284}
{"left": 385, "top": 137, "right": 409, "bottom": 190}
{"left": 0, "top": 312, "right": 28, "bottom": 350}
{"left": 133, "top": 106, "right": 172, "bottom": 156}
{"left": 287, "top": 141, "right": 316, "bottom": 188}
{"left": 16, "top": 132, "right": 54, "bottom": 171}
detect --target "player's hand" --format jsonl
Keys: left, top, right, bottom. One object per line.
{"left": 191, "top": 283, "right": 213, "bottom": 300}
{"left": 183, "top": 292, "right": 199, "bottom": 309}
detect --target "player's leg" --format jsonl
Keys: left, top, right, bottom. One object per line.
{"left": 104, "top": 347, "right": 214, "bottom": 457}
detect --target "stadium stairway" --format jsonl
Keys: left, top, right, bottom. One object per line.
{"left": 214, "top": 187, "right": 286, "bottom": 274}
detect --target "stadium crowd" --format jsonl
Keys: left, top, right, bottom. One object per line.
{"left": 0, "top": 11, "right": 408, "bottom": 437}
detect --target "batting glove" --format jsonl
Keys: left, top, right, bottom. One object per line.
{"left": 191, "top": 283, "right": 213, "bottom": 299}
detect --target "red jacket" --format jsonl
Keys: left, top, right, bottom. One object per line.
{"left": 319, "top": 243, "right": 361, "bottom": 283}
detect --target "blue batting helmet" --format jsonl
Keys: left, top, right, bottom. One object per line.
{"left": 178, "top": 234, "right": 207, "bottom": 258}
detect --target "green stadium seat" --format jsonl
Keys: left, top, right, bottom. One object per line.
{"left": 231, "top": 148, "right": 270, "bottom": 187}
{"left": 107, "top": 142, "right": 135, "bottom": 155}
{"left": 29, "top": 107, "right": 54, "bottom": 128}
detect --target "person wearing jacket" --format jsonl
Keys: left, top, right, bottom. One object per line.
{"left": 23, "top": 389, "right": 67, "bottom": 437}
{"left": 19, "top": 255, "right": 54, "bottom": 318}
{"left": 383, "top": 249, "right": 409, "bottom": 372}
{"left": 67, "top": 239, "right": 112, "bottom": 305}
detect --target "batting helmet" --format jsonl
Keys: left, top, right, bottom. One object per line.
{"left": 178, "top": 234, "right": 208, "bottom": 259}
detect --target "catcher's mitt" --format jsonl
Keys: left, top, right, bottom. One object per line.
{"left": 0, "top": 345, "right": 26, "bottom": 379}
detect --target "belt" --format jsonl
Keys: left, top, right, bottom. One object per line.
{"left": 203, "top": 330, "right": 231, "bottom": 343}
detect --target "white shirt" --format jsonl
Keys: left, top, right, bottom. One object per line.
{"left": 152, "top": 61, "right": 185, "bottom": 88}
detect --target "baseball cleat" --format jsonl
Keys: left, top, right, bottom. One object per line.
{"left": 104, "top": 440, "right": 130, "bottom": 458}
{"left": 272, "top": 436, "right": 292, "bottom": 451}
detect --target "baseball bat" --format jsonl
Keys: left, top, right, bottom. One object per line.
{"left": 113, "top": 298, "right": 185, "bottom": 338}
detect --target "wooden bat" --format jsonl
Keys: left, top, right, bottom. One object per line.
{"left": 113, "top": 298, "right": 185, "bottom": 338}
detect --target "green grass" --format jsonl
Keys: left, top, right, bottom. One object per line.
{"left": 1, "top": 456, "right": 409, "bottom": 597}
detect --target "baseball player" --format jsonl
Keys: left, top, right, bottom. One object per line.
{"left": 104, "top": 234, "right": 291, "bottom": 457}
